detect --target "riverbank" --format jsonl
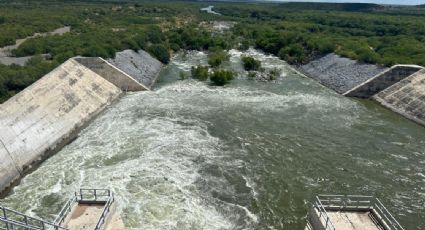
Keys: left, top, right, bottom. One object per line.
{"left": 0, "top": 26, "right": 70, "bottom": 66}
{"left": 298, "top": 53, "right": 388, "bottom": 94}
{"left": 295, "top": 52, "right": 425, "bottom": 127}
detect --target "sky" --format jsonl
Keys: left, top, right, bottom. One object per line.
{"left": 270, "top": 0, "right": 425, "bottom": 5}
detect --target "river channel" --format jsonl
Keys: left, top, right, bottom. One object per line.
{"left": 1, "top": 49, "right": 424, "bottom": 229}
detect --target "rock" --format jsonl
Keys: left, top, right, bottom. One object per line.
{"left": 301, "top": 53, "right": 388, "bottom": 93}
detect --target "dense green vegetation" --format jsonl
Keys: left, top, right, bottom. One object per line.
{"left": 223, "top": 3, "right": 425, "bottom": 66}
{"left": 208, "top": 48, "right": 229, "bottom": 67}
{"left": 210, "top": 69, "right": 234, "bottom": 86}
{"left": 191, "top": 65, "right": 209, "bottom": 81}
{"left": 241, "top": 56, "right": 261, "bottom": 71}
{"left": 191, "top": 65, "right": 234, "bottom": 86}
{"left": 1, "top": 0, "right": 425, "bottom": 102}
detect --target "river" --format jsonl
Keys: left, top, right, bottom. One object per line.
{"left": 1, "top": 49, "right": 424, "bottom": 229}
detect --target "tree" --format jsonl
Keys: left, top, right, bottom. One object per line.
{"left": 210, "top": 69, "right": 234, "bottom": 86}
{"left": 278, "top": 44, "right": 305, "bottom": 64}
{"left": 191, "top": 65, "right": 209, "bottom": 81}
{"left": 208, "top": 48, "right": 229, "bottom": 67}
{"left": 241, "top": 56, "right": 261, "bottom": 71}
{"left": 147, "top": 44, "right": 170, "bottom": 64}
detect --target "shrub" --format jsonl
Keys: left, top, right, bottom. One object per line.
{"left": 210, "top": 69, "right": 234, "bottom": 86}
{"left": 148, "top": 44, "right": 170, "bottom": 64}
{"left": 278, "top": 44, "right": 305, "bottom": 64}
{"left": 208, "top": 48, "right": 229, "bottom": 67}
{"left": 268, "top": 68, "right": 280, "bottom": 80}
{"left": 179, "top": 71, "right": 188, "bottom": 80}
{"left": 241, "top": 56, "right": 261, "bottom": 71}
{"left": 247, "top": 71, "right": 257, "bottom": 79}
{"left": 191, "top": 65, "right": 209, "bottom": 81}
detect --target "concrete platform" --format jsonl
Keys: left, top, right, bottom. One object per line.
{"left": 307, "top": 195, "right": 404, "bottom": 230}
{"left": 325, "top": 211, "right": 381, "bottom": 230}
{"left": 65, "top": 204, "right": 104, "bottom": 230}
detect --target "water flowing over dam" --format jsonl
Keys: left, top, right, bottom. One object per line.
{"left": 1, "top": 50, "right": 425, "bottom": 230}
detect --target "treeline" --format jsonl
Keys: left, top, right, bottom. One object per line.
{"left": 0, "top": 56, "right": 58, "bottom": 102}
{"left": 2, "top": 0, "right": 425, "bottom": 102}
{"left": 222, "top": 3, "right": 425, "bottom": 66}
{"left": 0, "top": 0, "right": 231, "bottom": 102}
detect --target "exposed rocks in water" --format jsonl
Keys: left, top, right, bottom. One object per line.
{"left": 107, "top": 50, "right": 163, "bottom": 89}
{"left": 300, "top": 53, "right": 388, "bottom": 93}
{"left": 247, "top": 68, "right": 281, "bottom": 82}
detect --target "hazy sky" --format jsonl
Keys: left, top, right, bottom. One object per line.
{"left": 272, "top": 0, "right": 425, "bottom": 5}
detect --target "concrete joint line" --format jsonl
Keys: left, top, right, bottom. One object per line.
{"left": 0, "top": 138, "right": 23, "bottom": 176}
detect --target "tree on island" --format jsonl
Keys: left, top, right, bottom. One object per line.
{"left": 241, "top": 56, "right": 261, "bottom": 71}
{"left": 191, "top": 65, "right": 209, "bottom": 81}
{"left": 210, "top": 69, "right": 234, "bottom": 86}
{"left": 208, "top": 48, "right": 229, "bottom": 68}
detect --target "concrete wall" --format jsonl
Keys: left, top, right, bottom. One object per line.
{"left": 373, "top": 69, "right": 425, "bottom": 127}
{"left": 107, "top": 50, "right": 163, "bottom": 89}
{"left": 343, "top": 65, "right": 423, "bottom": 98}
{"left": 0, "top": 59, "right": 123, "bottom": 193}
{"left": 74, "top": 57, "right": 149, "bottom": 91}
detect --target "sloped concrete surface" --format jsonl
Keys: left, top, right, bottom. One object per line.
{"left": 107, "top": 50, "right": 163, "bottom": 89}
{"left": 374, "top": 69, "right": 425, "bottom": 126}
{"left": 344, "top": 65, "right": 423, "bottom": 98}
{"left": 301, "top": 53, "right": 387, "bottom": 93}
{"left": 0, "top": 59, "right": 122, "bottom": 192}
{"left": 75, "top": 57, "right": 149, "bottom": 91}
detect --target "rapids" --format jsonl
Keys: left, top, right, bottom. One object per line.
{"left": 1, "top": 49, "right": 424, "bottom": 229}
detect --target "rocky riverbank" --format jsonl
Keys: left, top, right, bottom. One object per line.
{"left": 299, "top": 53, "right": 388, "bottom": 94}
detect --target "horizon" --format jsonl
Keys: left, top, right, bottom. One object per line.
{"left": 267, "top": 0, "right": 425, "bottom": 5}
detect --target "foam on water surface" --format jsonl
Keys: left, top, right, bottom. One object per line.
{"left": 1, "top": 49, "right": 425, "bottom": 230}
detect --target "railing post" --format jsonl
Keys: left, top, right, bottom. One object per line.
{"left": 3, "top": 207, "right": 10, "bottom": 230}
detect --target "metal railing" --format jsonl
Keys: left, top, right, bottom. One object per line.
{"left": 312, "top": 195, "right": 405, "bottom": 230}
{"left": 1, "top": 189, "right": 114, "bottom": 230}
{"left": 76, "top": 189, "right": 111, "bottom": 203}
{"left": 52, "top": 196, "right": 76, "bottom": 227}
{"left": 0, "top": 205, "right": 67, "bottom": 230}
{"left": 52, "top": 188, "right": 114, "bottom": 230}
{"left": 93, "top": 193, "right": 114, "bottom": 230}
{"left": 312, "top": 196, "right": 337, "bottom": 230}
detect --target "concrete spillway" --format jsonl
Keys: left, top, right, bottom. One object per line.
{"left": 301, "top": 54, "right": 425, "bottom": 127}
{"left": 0, "top": 57, "right": 149, "bottom": 193}
{"left": 343, "top": 65, "right": 423, "bottom": 98}
{"left": 374, "top": 68, "right": 425, "bottom": 126}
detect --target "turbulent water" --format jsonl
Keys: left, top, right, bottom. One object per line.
{"left": 1, "top": 49, "right": 425, "bottom": 230}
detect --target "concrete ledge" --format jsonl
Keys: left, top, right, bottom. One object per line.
{"left": 0, "top": 58, "right": 123, "bottom": 194}
{"left": 373, "top": 69, "right": 425, "bottom": 127}
{"left": 343, "top": 65, "right": 423, "bottom": 98}
{"left": 74, "top": 57, "right": 149, "bottom": 91}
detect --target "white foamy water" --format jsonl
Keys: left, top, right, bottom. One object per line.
{"left": 2, "top": 49, "right": 425, "bottom": 230}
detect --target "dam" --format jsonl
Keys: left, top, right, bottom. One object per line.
{"left": 301, "top": 54, "right": 425, "bottom": 127}
{"left": 0, "top": 49, "right": 424, "bottom": 229}
{"left": 0, "top": 51, "right": 162, "bottom": 194}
